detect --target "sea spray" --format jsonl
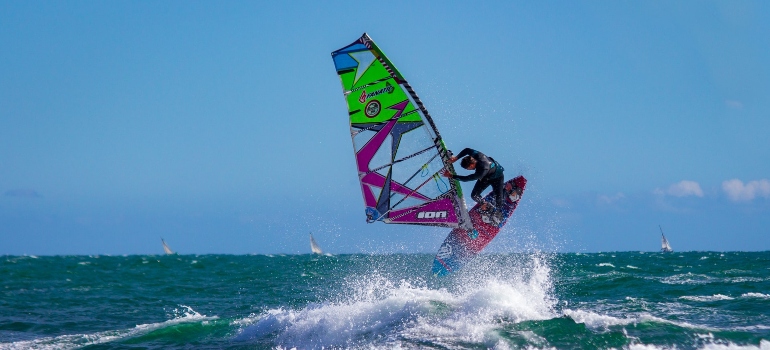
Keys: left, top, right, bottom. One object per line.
{"left": 235, "top": 252, "right": 558, "bottom": 348}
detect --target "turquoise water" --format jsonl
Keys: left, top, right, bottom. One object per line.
{"left": 1, "top": 252, "right": 769, "bottom": 349}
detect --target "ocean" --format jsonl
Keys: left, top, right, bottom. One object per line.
{"left": 1, "top": 252, "right": 769, "bottom": 349}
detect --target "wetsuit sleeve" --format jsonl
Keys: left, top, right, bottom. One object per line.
{"left": 454, "top": 159, "right": 491, "bottom": 182}
{"left": 455, "top": 148, "right": 476, "bottom": 159}
{"left": 454, "top": 148, "right": 490, "bottom": 182}
{"left": 454, "top": 167, "right": 484, "bottom": 182}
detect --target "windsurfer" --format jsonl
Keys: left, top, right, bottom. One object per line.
{"left": 442, "top": 148, "right": 506, "bottom": 224}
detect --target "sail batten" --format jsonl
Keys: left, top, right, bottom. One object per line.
{"left": 332, "top": 33, "right": 471, "bottom": 230}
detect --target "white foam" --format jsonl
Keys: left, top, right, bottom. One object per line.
{"left": 627, "top": 344, "right": 667, "bottom": 350}
{"left": 699, "top": 339, "right": 770, "bottom": 350}
{"left": 598, "top": 263, "right": 615, "bottom": 267}
{"left": 564, "top": 309, "right": 636, "bottom": 328}
{"left": 742, "top": 293, "right": 770, "bottom": 299}
{"left": 661, "top": 273, "right": 715, "bottom": 285}
{"left": 679, "top": 294, "right": 735, "bottom": 302}
{"left": 626, "top": 340, "right": 770, "bottom": 350}
{"left": 0, "top": 305, "right": 216, "bottom": 350}
{"left": 729, "top": 277, "right": 766, "bottom": 283}
{"left": 732, "top": 325, "right": 770, "bottom": 331}
{"left": 563, "top": 309, "right": 713, "bottom": 332}
{"left": 235, "top": 256, "right": 557, "bottom": 348}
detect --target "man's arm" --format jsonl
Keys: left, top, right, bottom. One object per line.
{"left": 454, "top": 166, "right": 485, "bottom": 182}
{"left": 447, "top": 148, "right": 476, "bottom": 164}
{"left": 449, "top": 148, "right": 479, "bottom": 163}
{"left": 444, "top": 148, "right": 480, "bottom": 179}
{"left": 455, "top": 148, "right": 475, "bottom": 159}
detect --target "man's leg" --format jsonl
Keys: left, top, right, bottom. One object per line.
{"left": 472, "top": 178, "right": 499, "bottom": 225}
{"left": 489, "top": 176, "right": 506, "bottom": 225}
{"left": 491, "top": 176, "right": 505, "bottom": 210}
{"left": 471, "top": 178, "right": 492, "bottom": 208}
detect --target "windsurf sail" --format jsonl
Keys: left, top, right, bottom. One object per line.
{"left": 331, "top": 33, "right": 472, "bottom": 230}
{"left": 659, "top": 226, "right": 673, "bottom": 252}
{"left": 161, "top": 238, "right": 174, "bottom": 255}
{"left": 310, "top": 233, "right": 323, "bottom": 254}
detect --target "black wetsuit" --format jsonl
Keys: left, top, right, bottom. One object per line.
{"left": 453, "top": 148, "right": 505, "bottom": 211}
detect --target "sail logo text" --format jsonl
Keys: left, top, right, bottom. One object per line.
{"left": 417, "top": 211, "right": 447, "bottom": 219}
{"left": 358, "top": 83, "right": 394, "bottom": 103}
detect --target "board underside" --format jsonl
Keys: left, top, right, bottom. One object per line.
{"left": 432, "top": 176, "right": 527, "bottom": 276}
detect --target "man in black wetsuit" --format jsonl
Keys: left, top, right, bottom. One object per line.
{"left": 442, "top": 148, "right": 505, "bottom": 225}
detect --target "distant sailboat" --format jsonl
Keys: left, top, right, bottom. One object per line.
{"left": 161, "top": 238, "right": 175, "bottom": 255}
{"left": 310, "top": 233, "right": 323, "bottom": 255}
{"left": 659, "top": 226, "right": 673, "bottom": 252}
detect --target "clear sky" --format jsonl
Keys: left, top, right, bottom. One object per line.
{"left": 1, "top": 1, "right": 768, "bottom": 255}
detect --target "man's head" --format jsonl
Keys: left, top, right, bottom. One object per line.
{"left": 460, "top": 156, "right": 476, "bottom": 170}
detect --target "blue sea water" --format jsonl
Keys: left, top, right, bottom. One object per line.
{"left": 1, "top": 252, "right": 769, "bottom": 349}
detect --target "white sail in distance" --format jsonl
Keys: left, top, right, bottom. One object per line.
{"left": 161, "top": 238, "right": 174, "bottom": 255}
{"left": 310, "top": 233, "right": 323, "bottom": 255}
{"left": 659, "top": 226, "right": 673, "bottom": 252}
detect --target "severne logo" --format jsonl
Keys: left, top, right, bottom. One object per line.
{"left": 417, "top": 211, "right": 447, "bottom": 219}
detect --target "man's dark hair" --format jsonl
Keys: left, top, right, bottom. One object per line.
{"left": 461, "top": 156, "right": 474, "bottom": 169}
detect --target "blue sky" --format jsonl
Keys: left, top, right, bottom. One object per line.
{"left": 1, "top": 1, "right": 768, "bottom": 255}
